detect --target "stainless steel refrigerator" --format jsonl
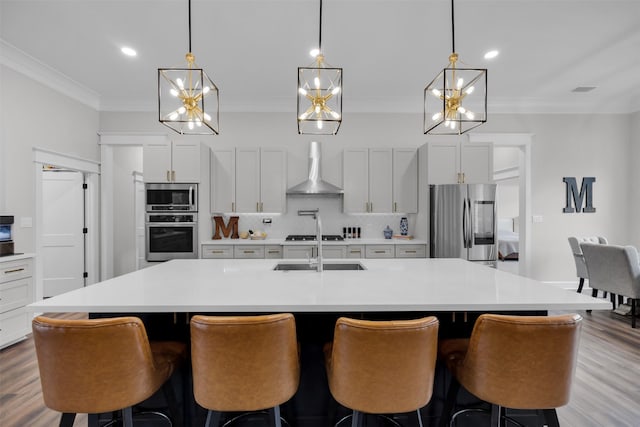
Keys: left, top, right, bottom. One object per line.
{"left": 430, "top": 184, "right": 497, "bottom": 267}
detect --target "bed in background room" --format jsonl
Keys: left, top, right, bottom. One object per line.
{"left": 498, "top": 217, "right": 519, "bottom": 261}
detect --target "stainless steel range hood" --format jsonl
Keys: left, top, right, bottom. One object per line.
{"left": 287, "top": 141, "right": 343, "bottom": 195}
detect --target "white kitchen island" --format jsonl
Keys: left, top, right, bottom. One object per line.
{"left": 27, "top": 258, "right": 609, "bottom": 427}
{"left": 28, "top": 258, "right": 609, "bottom": 313}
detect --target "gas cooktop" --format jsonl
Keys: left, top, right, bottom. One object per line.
{"left": 285, "top": 234, "right": 345, "bottom": 241}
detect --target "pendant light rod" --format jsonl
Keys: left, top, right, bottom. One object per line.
{"left": 318, "top": 0, "right": 323, "bottom": 52}
{"left": 450, "top": 0, "right": 455, "bottom": 53}
{"left": 188, "top": 0, "right": 192, "bottom": 52}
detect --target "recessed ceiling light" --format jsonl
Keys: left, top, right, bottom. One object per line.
{"left": 484, "top": 50, "right": 499, "bottom": 60}
{"left": 121, "top": 47, "right": 137, "bottom": 57}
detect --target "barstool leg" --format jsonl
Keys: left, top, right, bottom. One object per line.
{"left": 59, "top": 413, "right": 76, "bottom": 427}
{"left": 122, "top": 407, "right": 134, "bottom": 427}
{"left": 417, "top": 409, "right": 424, "bottom": 427}
{"left": 269, "top": 406, "right": 282, "bottom": 427}
{"left": 162, "top": 378, "right": 182, "bottom": 427}
{"left": 577, "top": 278, "right": 584, "bottom": 293}
{"left": 542, "top": 409, "right": 560, "bottom": 427}
{"left": 351, "top": 410, "right": 363, "bottom": 427}
{"left": 632, "top": 299, "right": 636, "bottom": 329}
{"left": 205, "top": 410, "right": 221, "bottom": 427}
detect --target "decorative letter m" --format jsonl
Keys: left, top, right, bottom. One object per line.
{"left": 563, "top": 177, "right": 595, "bottom": 213}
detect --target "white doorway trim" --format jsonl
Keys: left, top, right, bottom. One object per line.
{"left": 33, "top": 147, "right": 100, "bottom": 301}
{"left": 98, "top": 133, "right": 166, "bottom": 280}
{"left": 469, "top": 133, "right": 533, "bottom": 277}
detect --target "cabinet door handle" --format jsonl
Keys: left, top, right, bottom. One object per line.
{"left": 256, "top": 202, "right": 260, "bottom": 212}
{"left": 231, "top": 202, "right": 235, "bottom": 212}
{"left": 350, "top": 250, "right": 361, "bottom": 254}
{"left": 394, "top": 202, "right": 397, "bottom": 212}
{"left": 374, "top": 250, "right": 386, "bottom": 254}
{"left": 244, "top": 250, "right": 255, "bottom": 254}
{"left": 260, "top": 202, "right": 264, "bottom": 212}
{"left": 166, "top": 170, "right": 171, "bottom": 182}
{"left": 268, "top": 250, "right": 280, "bottom": 254}
{"left": 405, "top": 250, "right": 417, "bottom": 254}
{"left": 171, "top": 170, "right": 176, "bottom": 181}
{"left": 211, "top": 250, "right": 224, "bottom": 254}
{"left": 4, "top": 268, "right": 25, "bottom": 274}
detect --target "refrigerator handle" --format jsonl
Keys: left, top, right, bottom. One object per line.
{"left": 467, "top": 198, "right": 473, "bottom": 248}
{"left": 463, "top": 198, "right": 469, "bottom": 248}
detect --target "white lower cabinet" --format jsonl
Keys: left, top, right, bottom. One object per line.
{"left": 283, "top": 245, "right": 315, "bottom": 259}
{"left": 347, "top": 245, "right": 365, "bottom": 258}
{"left": 202, "top": 243, "right": 426, "bottom": 260}
{"left": 395, "top": 244, "right": 427, "bottom": 258}
{"left": 265, "top": 245, "right": 283, "bottom": 259}
{"left": 322, "top": 245, "right": 347, "bottom": 259}
{"left": 234, "top": 246, "right": 265, "bottom": 259}
{"left": 365, "top": 245, "right": 395, "bottom": 259}
{"left": 0, "top": 256, "right": 34, "bottom": 349}
{"left": 201, "top": 245, "right": 234, "bottom": 259}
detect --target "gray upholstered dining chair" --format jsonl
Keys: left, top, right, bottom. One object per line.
{"left": 568, "top": 236, "right": 607, "bottom": 294}
{"left": 581, "top": 243, "right": 640, "bottom": 328}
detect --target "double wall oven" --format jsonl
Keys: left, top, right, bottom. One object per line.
{"left": 145, "top": 183, "right": 198, "bottom": 261}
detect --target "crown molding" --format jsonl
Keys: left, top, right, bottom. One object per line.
{"left": 0, "top": 38, "right": 100, "bottom": 110}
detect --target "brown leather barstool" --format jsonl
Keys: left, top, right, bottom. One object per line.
{"left": 32, "top": 316, "right": 186, "bottom": 427}
{"left": 324, "top": 316, "right": 439, "bottom": 427}
{"left": 190, "top": 313, "right": 300, "bottom": 427}
{"left": 438, "top": 313, "right": 583, "bottom": 427}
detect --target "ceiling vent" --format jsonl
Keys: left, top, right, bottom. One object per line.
{"left": 571, "top": 86, "right": 597, "bottom": 93}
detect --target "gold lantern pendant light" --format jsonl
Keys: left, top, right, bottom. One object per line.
{"left": 297, "top": 0, "right": 343, "bottom": 135}
{"left": 424, "top": 0, "right": 487, "bottom": 135}
{"left": 158, "top": 0, "right": 219, "bottom": 135}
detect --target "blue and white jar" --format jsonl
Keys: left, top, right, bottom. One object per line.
{"left": 400, "top": 217, "right": 408, "bottom": 236}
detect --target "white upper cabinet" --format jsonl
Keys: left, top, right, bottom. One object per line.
{"left": 143, "top": 140, "right": 201, "bottom": 183}
{"left": 259, "top": 148, "right": 287, "bottom": 213}
{"left": 210, "top": 147, "right": 286, "bottom": 214}
{"left": 210, "top": 148, "right": 236, "bottom": 213}
{"left": 427, "top": 141, "right": 493, "bottom": 184}
{"left": 392, "top": 148, "right": 418, "bottom": 214}
{"left": 343, "top": 148, "right": 395, "bottom": 213}
{"left": 235, "top": 148, "right": 261, "bottom": 213}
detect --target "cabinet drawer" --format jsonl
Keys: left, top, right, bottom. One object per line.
{"left": 347, "top": 245, "right": 365, "bottom": 258}
{"left": 365, "top": 245, "right": 394, "bottom": 259}
{"left": 234, "top": 246, "right": 265, "bottom": 259}
{"left": 0, "top": 259, "right": 33, "bottom": 284}
{"left": 395, "top": 244, "right": 427, "bottom": 258}
{"left": 283, "top": 246, "right": 314, "bottom": 259}
{"left": 0, "top": 307, "right": 30, "bottom": 348}
{"left": 201, "top": 245, "right": 234, "bottom": 259}
{"left": 265, "top": 245, "right": 283, "bottom": 259}
{"left": 323, "top": 245, "right": 347, "bottom": 259}
{"left": 0, "top": 278, "right": 32, "bottom": 314}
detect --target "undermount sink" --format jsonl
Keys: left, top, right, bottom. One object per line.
{"left": 273, "top": 262, "right": 366, "bottom": 271}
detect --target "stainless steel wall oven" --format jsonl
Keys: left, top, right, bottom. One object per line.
{"left": 145, "top": 183, "right": 198, "bottom": 261}
{"left": 145, "top": 213, "right": 198, "bottom": 261}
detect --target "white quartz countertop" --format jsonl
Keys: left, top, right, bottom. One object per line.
{"left": 202, "top": 238, "right": 427, "bottom": 246}
{"left": 28, "top": 258, "right": 609, "bottom": 313}
{"left": 0, "top": 253, "right": 35, "bottom": 262}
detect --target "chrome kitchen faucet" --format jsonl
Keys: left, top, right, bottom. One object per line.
{"left": 298, "top": 209, "right": 323, "bottom": 272}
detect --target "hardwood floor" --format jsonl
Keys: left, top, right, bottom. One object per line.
{"left": 1, "top": 310, "right": 638, "bottom": 427}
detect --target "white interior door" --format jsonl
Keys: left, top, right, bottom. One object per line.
{"left": 42, "top": 170, "right": 85, "bottom": 297}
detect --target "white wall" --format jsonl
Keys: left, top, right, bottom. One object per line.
{"left": 480, "top": 113, "right": 633, "bottom": 282}
{"left": 0, "top": 66, "right": 99, "bottom": 253}
{"left": 630, "top": 111, "right": 640, "bottom": 248}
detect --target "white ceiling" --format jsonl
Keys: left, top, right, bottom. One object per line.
{"left": 1, "top": 0, "right": 640, "bottom": 114}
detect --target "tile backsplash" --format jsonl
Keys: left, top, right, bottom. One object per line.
{"left": 206, "top": 196, "right": 417, "bottom": 240}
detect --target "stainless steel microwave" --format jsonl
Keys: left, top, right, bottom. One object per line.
{"left": 145, "top": 183, "right": 198, "bottom": 212}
